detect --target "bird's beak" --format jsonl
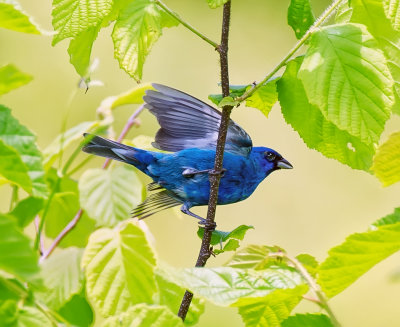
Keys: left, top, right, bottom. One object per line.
{"left": 277, "top": 158, "right": 293, "bottom": 169}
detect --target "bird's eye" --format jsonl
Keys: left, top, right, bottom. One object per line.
{"left": 265, "top": 151, "right": 276, "bottom": 162}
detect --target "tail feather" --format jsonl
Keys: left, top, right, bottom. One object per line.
{"left": 82, "top": 134, "right": 154, "bottom": 171}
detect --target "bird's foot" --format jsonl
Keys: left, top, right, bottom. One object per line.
{"left": 198, "top": 219, "right": 217, "bottom": 231}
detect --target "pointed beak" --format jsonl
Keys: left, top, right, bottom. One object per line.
{"left": 277, "top": 158, "right": 293, "bottom": 169}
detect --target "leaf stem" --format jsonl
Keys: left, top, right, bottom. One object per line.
{"left": 154, "top": 0, "right": 219, "bottom": 49}
{"left": 178, "top": 1, "right": 232, "bottom": 321}
{"left": 64, "top": 155, "right": 94, "bottom": 177}
{"left": 270, "top": 252, "right": 341, "bottom": 327}
{"left": 9, "top": 185, "right": 18, "bottom": 211}
{"left": 40, "top": 105, "right": 145, "bottom": 261}
{"left": 236, "top": 0, "right": 343, "bottom": 103}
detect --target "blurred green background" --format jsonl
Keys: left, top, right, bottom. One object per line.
{"left": 1, "top": 0, "right": 400, "bottom": 326}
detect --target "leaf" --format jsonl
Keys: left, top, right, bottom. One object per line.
{"left": 38, "top": 248, "right": 84, "bottom": 309}
{"left": 45, "top": 192, "right": 95, "bottom": 248}
{"left": 10, "top": 196, "right": 44, "bottom": 227}
{"left": 43, "top": 120, "right": 101, "bottom": 169}
{"left": 0, "top": 0, "right": 40, "bottom": 34}
{"left": 58, "top": 290, "right": 94, "bottom": 327}
{"left": 0, "top": 105, "right": 48, "bottom": 198}
{"left": 225, "top": 245, "right": 283, "bottom": 270}
{"left": 287, "top": 0, "right": 315, "bottom": 39}
{"left": 68, "top": 26, "right": 100, "bottom": 77}
{"left": 112, "top": 0, "right": 179, "bottom": 81}
{"left": 335, "top": 1, "right": 353, "bottom": 24}
{"left": 295, "top": 254, "right": 318, "bottom": 278}
{"left": 281, "top": 314, "right": 334, "bottom": 327}
{"left": 0, "top": 214, "right": 39, "bottom": 282}
{"left": 0, "top": 64, "right": 32, "bottom": 96}
{"left": 0, "top": 139, "right": 31, "bottom": 193}
{"left": 298, "top": 23, "right": 394, "bottom": 145}
{"left": 232, "top": 285, "right": 308, "bottom": 327}
{"left": 372, "top": 207, "right": 400, "bottom": 227}
{"left": 82, "top": 221, "right": 157, "bottom": 316}
{"left": 52, "top": 0, "right": 113, "bottom": 45}
{"left": 371, "top": 132, "right": 400, "bottom": 186}
{"left": 383, "top": 0, "right": 400, "bottom": 31}
{"left": 176, "top": 267, "right": 305, "bottom": 306}
{"left": 207, "top": 0, "right": 229, "bottom": 9}
{"left": 245, "top": 79, "right": 279, "bottom": 117}
{"left": 79, "top": 165, "right": 143, "bottom": 227}
{"left": 155, "top": 267, "right": 204, "bottom": 326}
{"left": 102, "top": 304, "right": 184, "bottom": 327}
{"left": 278, "top": 57, "right": 375, "bottom": 171}
{"left": 208, "top": 84, "right": 249, "bottom": 106}
{"left": 198, "top": 225, "right": 254, "bottom": 246}
{"left": 318, "top": 208, "right": 400, "bottom": 298}
{"left": 218, "top": 96, "right": 239, "bottom": 108}
{"left": 0, "top": 300, "right": 18, "bottom": 326}
{"left": 17, "top": 306, "right": 52, "bottom": 327}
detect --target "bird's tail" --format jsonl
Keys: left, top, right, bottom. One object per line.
{"left": 82, "top": 134, "right": 155, "bottom": 173}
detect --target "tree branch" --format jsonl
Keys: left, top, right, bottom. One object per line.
{"left": 178, "top": 1, "right": 233, "bottom": 321}
{"left": 40, "top": 105, "right": 145, "bottom": 261}
{"left": 235, "top": 0, "right": 343, "bottom": 103}
{"left": 154, "top": 0, "right": 219, "bottom": 49}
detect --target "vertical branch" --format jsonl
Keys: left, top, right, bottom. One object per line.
{"left": 178, "top": 1, "right": 233, "bottom": 321}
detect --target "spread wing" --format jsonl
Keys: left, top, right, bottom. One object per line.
{"left": 143, "top": 84, "right": 252, "bottom": 157}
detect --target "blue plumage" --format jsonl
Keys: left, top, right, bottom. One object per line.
{"left": 82, "top": 84, "right": 292, "bottom": 223}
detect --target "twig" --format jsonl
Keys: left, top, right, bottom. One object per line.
{"left": 236, "top": 0, "right": 343, "bottom": 103}
{"left": 178, "top": 1, "right": 233, "bottom": 321}
{"left": 269, "top": 252, "right": 341, "bottom": 327}
{"left": 154, "top": 0, "right": 219, "bottom": 49}
{"left": 34, "top": 215, "right": 44, "bottom": 255}
{"left": 40, "top": 105, "right": 145, "bottom": 261}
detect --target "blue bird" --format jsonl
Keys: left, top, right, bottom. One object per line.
{"left": 82, "top": 84, "right": 292, "bottom": 224}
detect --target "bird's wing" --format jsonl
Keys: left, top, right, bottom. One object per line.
{"left": 143, "top": 83, "right": 253, "bottom": 157}
{"left": 132, "top": 190, "right": 182, "bottom": 219}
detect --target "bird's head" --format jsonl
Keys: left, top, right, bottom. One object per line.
{"left": 252, "top": 147, "right": 293, "bottom": 175}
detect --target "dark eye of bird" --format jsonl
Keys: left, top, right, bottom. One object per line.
{"left": 265, "top": 151, "right": 276, "bottom": 162}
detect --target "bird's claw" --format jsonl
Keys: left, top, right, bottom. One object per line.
{"left": 198, "top": 219, "right": 217, "bottom": 231}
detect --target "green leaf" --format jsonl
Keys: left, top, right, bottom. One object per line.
{"left": 102, "top": 304, "right": 184, "bottom": 327}
{"left": 0, "top": 214, "right": 39, "bottom": 282}
{"left": 0, "top": 64, "right": 32, "bottom": 96}
{"left": 218, "top": 96, "right": 239, "bottom": 108}
{"left": 281, "top": 314, "right": 334, "bottom": 327}
{"left": 207, "top": 0, "right": 229, "bottom": 9}
{"left": 335, "top": 1, "right": 353, "bottom": 24}
{"left": 0, "top": 139, "right": 31, "bottom": 193}
{"left": 208, "top": 85, "right": 249, "bottom": 106}
{"left": 0, "top": 300, "right": 18, "bottom": 327}
{"left": 79, "top": 165, "right": 143, "bottom": 227}
{"left": 10, "top": 196, "right": 44, "bottom": 227}
{"left": 372, "top": 207, "right": 400, "bottom": 227}
{"left": 82, "top": 221, "right": 157, "bottom": 316}
{"left": 176, "top": 267, "right": 304, "bottom": 306}
{"left": 0, "top": 105, "right": 48, "bottom": 198}
{"left": 38, "top": 248, "right": 84, "bottom": 309}
{"left": 58, "top": 290, "right": 94, "bottom": 327}
{"left": 225, "top": 245, "right": 283, "bottom": 270}
{"left": 287, "top": 0, "right": 315, "bottom": 39}
{"left": 45, "top": 192, "right": 95, "bottom": 248}
{"left": 278, "top": 57, "right": 375, "bottom": 171}
{"left": 43, "top": 121, "right": 102, "bottom": 169}
{"left": 318, "top": 209, "right": 400, "bottom": 298}
{"left": 232, "top": 285, "right": 308, "bottom": 327}
{"left": 198, "top": 225, "right": 254, "bottom": 247}
{"left": 0, "top": 0, "right": 40, "bottom": 34}
{"left": 245, "top": 79, "right": 278, "bottom": 117}
{"left": 112, "top": 0, "right": 179, "bottom": 81}
{"left": 52, "top": 0, "right": 113, "bottom": 45}
{"left": 371, "top": 132, "right": 400, "bottom": 186}
{"left": 298, "top": 23, "right": 394, "bottom": 145}
{"left": 295, "top": 254, "right": 318, "bottom": 278}
{"left": 155, "top": 267, "right": 204, "bottom": 326}
{"left": 17, "top": 306, "right": 52, "bottom": 327}
{"left": 68, "top": 26, "right": 100, "bottom": 77}
{"left": 383, "top": 0, "right": 400, "bottom": 31}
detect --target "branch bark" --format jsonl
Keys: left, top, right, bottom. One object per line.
{"left": 178, "top": 1, "right": 233, "bottom": 321}
{"left": 40, "top": 105, "right": 145, "bottom": 262}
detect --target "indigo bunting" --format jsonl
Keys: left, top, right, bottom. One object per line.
{"left": 83, "top": 84, "right": 292, "bottom": 223}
